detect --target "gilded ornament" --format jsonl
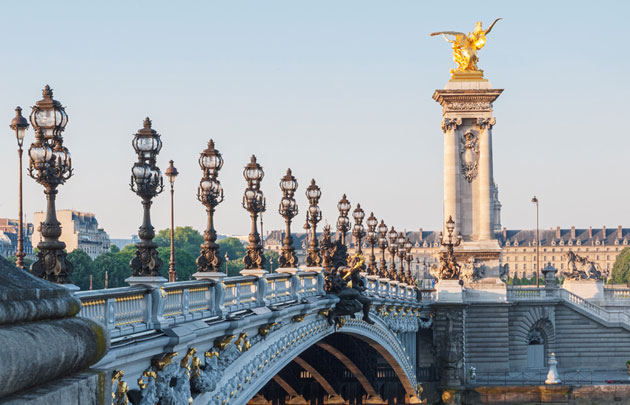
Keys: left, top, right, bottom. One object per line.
{"left": 214, "top": 334, "right": 235, "bottom": 350}
{"left": 431, "top": 19, "right": 502, "bottom": 76}
{"left": 293, "top": 314, "right": 306, "bottom": 322}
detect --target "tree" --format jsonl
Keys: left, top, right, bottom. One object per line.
{"left": 157, "top": 247, "right": 197, "bottom": 281}
{"left": 110, "top": 245, "right": 120, "bottom": 253}
{"left": 155, "top": 226, "right": 204, "bottom": 257}
{"left": 217, "top": 237, "right": 246, "bottom": 262}
{"left": 611, "top": 247, "right": 630, "bottom": 285}
{"left": 7, "top": 255, "right": 34, "bottom": 270}
{"left": 68, "top": 249, "right": 94, "bottom": 290}
{"left": 93, "top": 252, "right": 131, "bottom": 289}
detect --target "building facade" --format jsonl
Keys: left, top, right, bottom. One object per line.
{"left": 0, "top": 218, "right": 34, "bottom": 259}
{"left": 32, "top": 210, "right": 110, "bottom": 259}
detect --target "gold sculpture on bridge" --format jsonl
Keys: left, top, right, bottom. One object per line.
{"left": 431, "top": 19, "right": 502, "bottom": 75}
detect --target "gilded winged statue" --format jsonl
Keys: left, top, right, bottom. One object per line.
{"left": 431, "top": 19, "right": 502, "bottom": 72}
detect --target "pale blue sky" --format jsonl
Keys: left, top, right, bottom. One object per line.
{"left": 0, "top": 1, "right": 628, "bottom": 238}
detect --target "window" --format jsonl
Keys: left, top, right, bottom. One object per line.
{"left": 523, "top": 256, "right": 527, "bottom": 261}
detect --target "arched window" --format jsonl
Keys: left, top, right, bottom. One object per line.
{"left": 527, "top": 329, "right": 545, "bottom": 369}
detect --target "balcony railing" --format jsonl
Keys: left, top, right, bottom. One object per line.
{"left": 76, "top": 271, "right": 419, "bottom": 339}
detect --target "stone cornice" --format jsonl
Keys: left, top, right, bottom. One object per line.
{"left": 433, "top": 89, "right": 503, "bottom": 113}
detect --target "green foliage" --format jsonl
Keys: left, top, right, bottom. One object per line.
{"left": 217, "top": 237, "right": 246, "bottom": 262}
{"left": 6, "top": 255, "right": 34, "bottom": 269}
{"left": 157, "top": 247, "right": 197, "bottom": 281}
{"left": 93, "top": 252, "right": 131, "bottom": 289}
{"left": 110, "top": 245, "right": 120, "bottom": 253}
{"left": 611, "top": 247, "right": 630, "bottom": 284}
{"left": 68, "top": 249, "right": 94, "bottom": 290}
{"left": 155, "top": 226, "right": 204, "bottom": 257}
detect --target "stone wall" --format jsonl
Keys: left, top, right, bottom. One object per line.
{"left": 465, "top": 304, "right": 510, "bottom": 373}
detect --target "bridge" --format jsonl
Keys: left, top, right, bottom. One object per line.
{"left": 76, "top": 270, "right": 424, "bottom": 404}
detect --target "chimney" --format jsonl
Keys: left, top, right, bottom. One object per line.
{"left": 588, "top": 226, "right": 593, "bottom": 238}
{"left": 602, "top": 226, "right": 607, "bottom": 239}
{"left": 556, "top": 226, "right": 561, "bottom": 239}
{"left": 570, "top": 226, "right": 576, "bottom": 240}
{"left": 418, "top": 228, "right": 423, "bottom": 241}
{"left": 502, "top": 227, "right": 507, "bottom": 240}
{"left": 618, "top": 225, "right": 623, "bottom": 239}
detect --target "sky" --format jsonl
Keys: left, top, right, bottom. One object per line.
{"left": 0, "top": 1, "right": 628, "bottom": 239}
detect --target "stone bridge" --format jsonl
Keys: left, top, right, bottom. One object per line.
{"left": 77, "top": 271, "right": 424, "bottom": 404}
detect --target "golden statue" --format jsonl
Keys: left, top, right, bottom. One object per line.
{"left": 431, "top": 19, "right": 502, "bottom": 74}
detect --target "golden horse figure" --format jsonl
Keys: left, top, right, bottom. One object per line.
{"left": 431, "top": 19, "right": 502, "bottom": 73}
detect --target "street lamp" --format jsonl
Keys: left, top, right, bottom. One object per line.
{"left": 405, "top": 238, "right": 413, "bottom": 285}
{"left": 10, "top": 107, "right": 29, "bottom": 270}
{"left": 28, "top": 86, "right": 73, "bottom": 283}
{"left": 165, "top": 160, "right": 179, "bottom": 282}
{"left": 437, "top": 215, "right": 462, "bottom": 280}
{"left": 366, "top": 212, "right": 378, "bottom": 275}
{"left": 336, "top": 194, "right": 351, "bottom": 245}
{"left": 352, "top": 204, "right": 366, "bottom": 254}
{"left": 242, "top": 155, "right": 266, "bottom": 270}
{"left": 387, "top": 227, "right": 399, "bottom": 280}
{"left": 278, "top": 169, "right": 299, "bottom": 268}
{"left": 196, "top": 140, "right": 225, "bottom": 274}
{"left": 377, "top": 220, "right": 389, "bottom": 278}
{"left": 321, "top": 224, "right": 333, "bottom": 271}
{"left": 532, "top": 196, "right": 540, "bottom": 288}
{"left": 397, "top": 232, "right": 407, "bottom": 282}
{"left": 224, "top": 252, "right": 229, "bottom": 274}
{"left": 129, "top": 117, "right": 164, "bottom": 279}
{"left": 305, "top": 179, "right": 322, "bottom": 267}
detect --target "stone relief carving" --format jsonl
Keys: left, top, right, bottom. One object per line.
{"left": 111, "top": 369, "right": 129, "bottom": 405}
{"left": 476, "top": 117, "right": 496, "bottom": 130}
{"left": 561, "top": 250, "right": 604, "bottom": 280}
{"left": 461, "top": 257, "right": 484, "bottom": 283}
{"left": 446, "top": 101, "right": 492, "bottom": 112}
{"left": 460, "top": 130, "right": 479, "bottom": 182}
{"left": 435, "top": 312, "right": 464, "bottom": 387}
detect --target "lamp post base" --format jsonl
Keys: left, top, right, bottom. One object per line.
{"left": 125, "top": 276, "right": 168, "bottom": 288}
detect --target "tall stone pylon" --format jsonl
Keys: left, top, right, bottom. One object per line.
{"left": 433, "top": 74, "right": 504, "bottom": 280}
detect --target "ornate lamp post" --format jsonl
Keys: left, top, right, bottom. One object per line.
{"left": 305, "top": 179, "right": 322, "bottom": 267}
{"left": 377, "top": 220, "right": 389, "bottom": 278}
{"left": 242, "top": 155, "right": 266, "bottom": 274}
{"left": 404, "top": 238, "right": 414, "bottom": 285}
{"left": 437, "top": 215, "right": 462, "bottom": 280}
{"left": 27, "top": 86, "right": 74, "bottom": 284}
{"left": 278, "top": 169, "right": 299, "bottom": 268}
{"left": 352, "top": 204, "right": 366, "bottom": 255}
{"left": 165, "top": 160, "right": 179, "bottom": 282}
{"left": 397, "top": 232, "right": 407, "bottom": 282}
{"left": 365, "top": 213, "right": 378, "bottom": 275}
{"left": 336, "top": 194, "right": 351, "bottom": 244}
{"left": 195, "top": 140, "right": 225, "bottom": 278}
{"left": 129, "top": 118, "right": 164, "bottom": 283}
{"left": 10, "top": 107, "right": 29, "bottom": 270}
{"left": 321, "top": 224, "right": 333, "bottom": 271}
{"left": 387, "top": 227, "right": 399, "bottom": 280}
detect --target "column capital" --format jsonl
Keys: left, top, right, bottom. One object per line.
{"left": 476, "top": 117, "right": 496, "bottom": 130}
{"left": 441, "top": 117, "right": 463, "bottom": 133}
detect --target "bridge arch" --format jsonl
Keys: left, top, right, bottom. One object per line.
{"left": 194, "top": 312, "right": 418, "bottom": 404}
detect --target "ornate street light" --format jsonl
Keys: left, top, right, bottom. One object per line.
{"left": 278, "top": 169, "right": 299, "bottom": 268}
{"left": 404, "top": 238, "right": 414, "bottom": 285}
{"left": 129, "top": 117, "right": 164, "bottom": 279}
{"left": 365, "top": 212, "right": 378, "bottom": 275}
{"left": 28, "top": 86, "right": 73, "bottom": 283}
{"left": 387, "top": 226, "right": 398, "bottom": 279}
{"left": 305, "top": 179, "right": 322, "bottom": 267}
{"left": 165, "top": 160, "right": 179, "bottom": 282}
{"left": 397, "top": 232, "right": 407, "bottom": 282}
{"left": 437, "top": 215, "right": 462, "bottom": 280}
{"left": 336, "top": 194, "right": 351, "bottom": 245}
{"left": 321, "top": 224, "right": 333, "bottom": 271}
{"left": 196, "top": 140, "right": 225, "bottom": 274}
{"left": 10, "top": 107, "right": 29, "bottom": 270}
{"left": 352, "top": 204, "right": 366, "bottom": 254}
{"left": 242, "top": 155, "right": 266, "bottom": 270}
{"left": 377, "top": 220, "right": 389, "bottom": 278}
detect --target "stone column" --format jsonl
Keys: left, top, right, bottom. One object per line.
{"left": 477, "top": 117, "right": 496, "bottom": 241}
{"left": 442, "top": 118, "right": 462, "bottom": 236}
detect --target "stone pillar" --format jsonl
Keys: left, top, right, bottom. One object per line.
{"left": 442, "top": 118, "right": 462, "bottom": 237}
{"left": 476, "top": 118, "right": 496, "bottom": 242}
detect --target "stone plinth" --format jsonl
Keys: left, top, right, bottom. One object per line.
{"left": 562, "top": 279, "right": 604, "bottom": 303}
{"left": 300, "top": 266, "right": 324, "bottom": 274}
{"left": 435, "top": 279, "right": 463, "bottom": 303}
{"left": 240, "top": 268, "right": 267, "bottom": 277}
{"left": 125, "top": 275, "right": 168, "bottom": 288}
{"left": 192, "top": 271, "right": 226, "bottom": 281}
{"left": 465, "top": 277, "right": 507, "bottom": 303}
{"left": 276, "top": 267, "right": 299, "bottom": 275}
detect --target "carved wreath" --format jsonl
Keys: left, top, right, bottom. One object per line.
{"left": 460, "top": 130, "right": 479, "bottom": 183}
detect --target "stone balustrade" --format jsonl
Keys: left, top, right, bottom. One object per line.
{"left": 76, "top": 272, "right": 418, "bottom": 339}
